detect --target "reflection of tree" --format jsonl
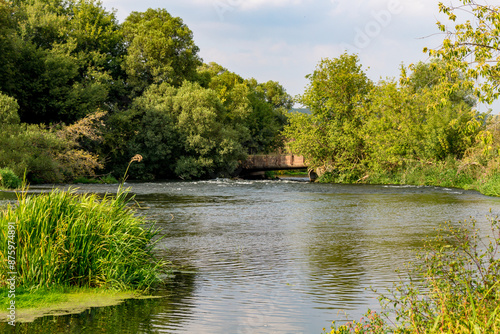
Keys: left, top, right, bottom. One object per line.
{"left": 299, "top": 192, "right": 473, "bottom": 311}
{"left": 11, "top": 272, "right": 197, "bottom": 334}
{"left": 301, "top": 206, "right": 366, "bottom": 309}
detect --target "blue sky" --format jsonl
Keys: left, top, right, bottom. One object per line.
{"left": 99, "top": 0, "right": 454, "bottom": 103}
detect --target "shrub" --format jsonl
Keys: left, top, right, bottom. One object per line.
{"left": 0, "top": 188, "right": 166, "bottom": 290}
{"left": 0, "top": 167, "right": 21, "bottom": 189}
{"left": 0, "top": 92, "right": 20, "bottom": 125}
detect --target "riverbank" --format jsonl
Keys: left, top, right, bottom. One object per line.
{"left": 0, "top": 184, "right": 167, "bottom": 326}
{"left": 322, "top": 215, "right": 500, "bottom": 333}
{"left": 0, "top": 287, "right": 161, "bottom": 323}
{"left": 316, "top": 159, "right": 500, "bottom": 197}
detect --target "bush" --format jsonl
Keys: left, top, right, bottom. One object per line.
{"left": 324, "top": 215, "right": 500, "bottom": 333}
{"left": 0, "top": 167, "right": 21, "bottom": 189}
{"left": 0, "top": 188, "right": 166, "bottom": 290}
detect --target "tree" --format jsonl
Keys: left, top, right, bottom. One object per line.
{"left": 5, "top": 0, "right": 123, "bottom": 124}
{"left": 122, "top": 9, "right": 202, "bottom": 95}
{"left": 299, "top": 53, "right": 373, "bottom": 121}
{"left": 0, "top": 0, "right": 20, "bottom": 95}
{"left": 363, "top": 62, "right": 483, "bottom": 172}
{"left": 245, "top": 80, "right": 290, "bottom": 153}
{"left": 198, "top": 63, "right": 293, "bottom": 154}
{"left": 426, "top": 1, "right": 500, "bottom": 103}
{"left": 173, "top": 82, "right": 246, "bottom": 179}
{"left": 285, "top": 53, "right": 373, "bottom": 179}
{"left": 108, "top": 81, "right": 247, "bottom": 180}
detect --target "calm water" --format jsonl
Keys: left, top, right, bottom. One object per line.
{"left": 4, "top": 179, "right": 500, "bottom": 333}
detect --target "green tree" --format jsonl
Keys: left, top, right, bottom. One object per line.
{"left": 364, "top": 63, "right": 482, "bottom": 172}
{"left": 119, "top": 83, "right": 181, "bottom": 180}
{"left": 426, "top": 1, "right": 500, "bottom": 103}
{"left": 245, "top": 79, "right": 292, "bottom": 153}
{"left": 122, "top": 9, "right": 202, "bottom": 95}
{"left": 0, "top": 0, "right": 20, "bottom": 95}
{"left": 173, "top": 82, "right": 246, "bottom": 179}
{"left": 285, "top": 53, "right": 373, "bottom": 179}
{"left": 5, "top": 0, "right": 123, "bottom": 124}
{"left": 299, "top": 53, "right": 373, "bottom": 120}
{"left": 108, "top": 81, "right": 246, "bottom": 180}
{"left": 198, "top": 63, "right": 292, "bottom": 154}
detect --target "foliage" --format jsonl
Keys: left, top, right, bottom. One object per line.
{"left": 285, "top": 53, "right": 373, "bottom": 177}
{"left": 0, "top": 1, "right": 293, "bottom": 181}
{"left": 4, "top": 0, "right": 123, "bottom": 124}
{"left": 426, "top": 1, "right": 500, "bottom": 103}
{"left": 105, "top": 81, "right": 248, "bottom": 180}
{"left": 198, "top": 62, "right": 292, "bottom": 154}
{"left": 286, "top": 56, "right": 484, "bottom": 184}
{"left": 122, "top": 8, "right": 202, "bottom": 95}
{"left": 51, "top": 110, "right": 106, "bottom": 181}
{"left": 323, "top": 216, "right": 500, "bottom": 333}
{"left": 0, "top": 188, "right": 165, "bottom": 290}
{"left": 0, "top": 168, "right": 22, "bottom": 189}
{"left": 0, "top": 91, "right": 20, "bottom": 124}
{"left": 299, "top": 53, "right": 373, "bottom": 121}
{"left": 173, "top": 82, "right": 247, "bottom": 179}
{"left": 364, "top": 62, "right": 483, "bottom": 173}
{"left": 0, "top": 0, "right": 19, "bottom": 95}
{"left": 0, "top": 123, "right": 67, "bottom": 183}
{"left": 245, "top": 78, "right": 292, "bottom": 153}
{"left": 0, "top": 111, "right": 105, "bottom": 183}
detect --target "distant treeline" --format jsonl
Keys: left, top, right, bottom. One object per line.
{"left": 0, "top": 0, "right": 293, "bottom": 182}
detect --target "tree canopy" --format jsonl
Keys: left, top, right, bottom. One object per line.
{"left": 122, "top": 8, "right": 202, "bottom": 95}
{"left": 426, "top": 1, "right": 500, "bottom": 103}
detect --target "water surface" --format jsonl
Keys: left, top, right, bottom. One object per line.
{"left": 6, "top": 179, "right": 500, "bottom": 333}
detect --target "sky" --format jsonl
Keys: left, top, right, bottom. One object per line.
{"left": 97, "top": 0, "right": 476, "bottom": 107}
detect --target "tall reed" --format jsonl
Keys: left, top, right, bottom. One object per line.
{"left": 0, "top": 187, "right": 164, "bottom": 290}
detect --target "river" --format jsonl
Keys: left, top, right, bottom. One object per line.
{"left": 6, "top": 179, "right": 500, "bottom": 333}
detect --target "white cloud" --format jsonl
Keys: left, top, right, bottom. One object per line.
{"left": 98, "top": 0, "right": 465, "bottom": 103}
{"left": 207, "top": 0, "right": 307, "bottom": 11}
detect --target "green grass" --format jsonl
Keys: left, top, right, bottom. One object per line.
{"left": 0, "top": 187, "right": 166, "bottom": 291}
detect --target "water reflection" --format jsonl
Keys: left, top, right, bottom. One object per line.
{"left": 12, "top": 181, "right": 500, "bottom": 333}
{"left": 1, "top": 272, "right": 198, "bottom": 334}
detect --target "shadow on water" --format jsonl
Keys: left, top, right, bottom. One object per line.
{"left": 0, "top": 272, "right": 197, "bottom": 334}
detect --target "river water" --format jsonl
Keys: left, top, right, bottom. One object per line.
{"left": 6, "top": 179, "right": 500, "bottom": 333}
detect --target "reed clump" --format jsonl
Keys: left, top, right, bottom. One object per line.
{"left": 0, "top": 187, "right": 164, "bottom": 291}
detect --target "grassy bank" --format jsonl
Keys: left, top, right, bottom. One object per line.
{"left": 317, "top": 158, "right": 500, "bottom": 197}
{"left": 0, "top": 185, "right": 166, "bottom": 323}
{"left": 322, "top": 216, "right": 500, "bottom": 333}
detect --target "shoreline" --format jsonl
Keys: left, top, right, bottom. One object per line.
{"left": 0, "top": 288, "right": 162, "bottom": 323}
